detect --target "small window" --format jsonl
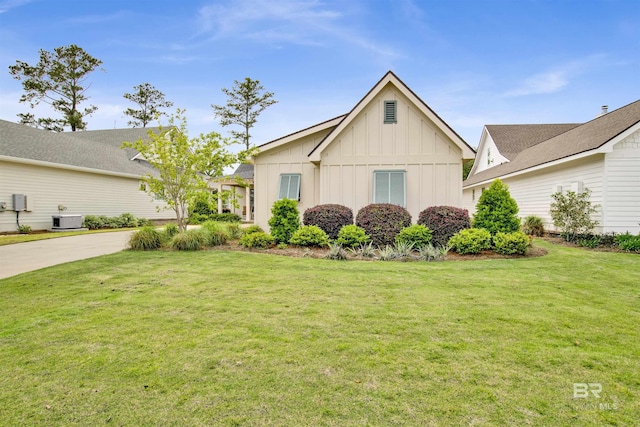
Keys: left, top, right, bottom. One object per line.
{"left": 373, "top": 170, "right": 405, "bottom": 207}
{"left": 384, "top": 100, "right": 397, "bottom": 124}
{"left": 278, "top": 174, "right": 301, "bottom": 201}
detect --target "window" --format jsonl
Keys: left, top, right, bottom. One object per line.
{"left": 278, "top": 174, "right": 301, "bottom": 200}
{"left": 472, "top": 189, "right": 475, "bottom": 201}
{"left": 374, "top": 170, "right": 406, "bottom": 207}
{"left": 384, "top": 100, "right": 397, "bottom": 124}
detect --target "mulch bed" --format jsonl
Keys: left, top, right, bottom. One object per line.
{"left": 208, "top": 240, "right": 548, "bottom": 261}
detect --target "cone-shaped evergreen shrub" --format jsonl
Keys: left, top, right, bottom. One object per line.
{"left": 472, "top": 179, "right": 520, "bottom": 235}
{"left": 268, "top": 198, "right": 301, "bottom": 244}
{"left": 355, "top": 203, "right": 412, "bottom": 247}
{"left": 303, "top": 204, "right": 353, "bottom": 239}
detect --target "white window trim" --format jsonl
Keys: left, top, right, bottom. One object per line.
{"left": 278, "top": 173, "right": 301, "bottom": 201}
{"left": 373, "top": 170, "right": 406, "bottom": 207}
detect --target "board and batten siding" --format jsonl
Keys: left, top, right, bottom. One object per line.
{"left": 603, "top": 130, "right": 640, "bottom": 234}
{"left": 319, "top": 85, "right": 463, "bottom": 221}
{"left": 463, "top": 156, "right": 605, "bottom": 232}
{"left": 0, "top": 160, "right": 172, "bottom": 232}
{"left": 253, "top": 130, "right": 330, "bottom": 230}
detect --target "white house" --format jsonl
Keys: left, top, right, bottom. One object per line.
{"left": 250, "top": 71, "right": 476, "bottom": 230}
{"left": 463, "top": 101, "right": 640, "bottom": 234}
{"left": 0, "top": 120, "right": 176, "bottom": 232}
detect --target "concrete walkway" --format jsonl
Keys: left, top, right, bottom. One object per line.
{"left": 0, "top": 230, "right": 135, "bottom": 280}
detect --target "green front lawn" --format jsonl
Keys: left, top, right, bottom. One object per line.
{"left": 0, "top": 241, "right": 638, "bottom": 425}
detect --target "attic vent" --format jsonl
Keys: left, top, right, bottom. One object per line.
{"left": 384, "top": 100, "right": 397, "bottom": 124}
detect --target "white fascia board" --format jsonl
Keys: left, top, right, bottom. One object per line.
{"left": 258, "top": 116, "right": 344, "bottom": 155}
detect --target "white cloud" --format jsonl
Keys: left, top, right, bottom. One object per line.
{"left": 0, "top": 0, "right": 32, "bottom": 14}
{"left": 197, "top": 0, "right": 401, "bottom": 60}
{"left": 504, "top": 70, "right": 569, "bottom": 97}
{"left": 503, "top": 54, "right": 607, "bottom": 98}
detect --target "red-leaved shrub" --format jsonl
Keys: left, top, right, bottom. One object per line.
{"left": 418, "top": 206, "right": 470, "bottom": 247}
{"left": 355, "top": 204, "right": 412, "bottom": 247}
{"left": 303, "top": 204, "right": 353, "bottom": 239}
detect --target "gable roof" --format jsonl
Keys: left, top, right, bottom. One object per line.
{"left": 257, "top": 114, "right": 346, "bottom": 154}
{"left": 464, "top": 99, "right": 640, "bottom": 187}
{"left": 308, "top": 71, "right": 475, "bottom": 161}
{"left": 0, "top": 120, "right": 158, "bottom": 177}
{"left": 486, "top": 123, "right": 580, "bottom": 160}
{"left": 228, "top": 163, "right": 254, "bottom": 180}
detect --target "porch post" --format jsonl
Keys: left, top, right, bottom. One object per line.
{"left": 245, "top": 185, "right": 250, "bottom": 222}
{"left": 217, "top": 182, "right": 223, "bottom": 214}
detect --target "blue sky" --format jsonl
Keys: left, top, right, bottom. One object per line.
{"left": 0, "top": 0, "right": 638, "bottom": 150}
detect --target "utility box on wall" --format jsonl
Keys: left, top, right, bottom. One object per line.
{"left": 12, "top": 194, "right": 26, "bottom": 211}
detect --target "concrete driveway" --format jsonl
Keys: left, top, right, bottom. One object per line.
{"left": 0, "top": 230, "right": 135, "bottom": 280}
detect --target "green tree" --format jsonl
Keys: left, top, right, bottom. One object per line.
{"left": 550, "top": 189, "right": 599, "bottom": 242}
{"left": 8, "top": 44, "right": 103, "bottom": 131}
{"left": 212, "top": 77, "right": 277, "bottom": 151}
{"left": 472, "top": 179, "right": 520, "bottom": 235}
{"left": 123, "top": 83, "right": 174, "bottom": 128}
{"left": 122, "top": 109, "right": 236, "bottom": 232}
{"left": 463, "top": 159, "right": 474, "bottom": 180}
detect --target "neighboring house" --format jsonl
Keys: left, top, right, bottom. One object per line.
{"left": 250, "top": 71, "right": 476, "bottom": 230}
{"left": 0, "top": 120, "right": 176, "bottom": 232}
{"left": 213, "top": 163, "right": 254, "bottom": 221}
{"left": 463, "top": 101, "right": 640, "bottom": 234}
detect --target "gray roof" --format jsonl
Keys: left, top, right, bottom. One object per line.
{"left": 0, "top": 120, "right": 159, "bottom": 176}
{"left": 229, "top": 163, "right": 254, "bottom": 179}
{"left": 465, "top": 100, "right": 640, "bottom": 186}
{"left": 485, "top": 123, "right": 580, "bottom": 160}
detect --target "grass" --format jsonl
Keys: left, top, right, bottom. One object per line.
{"left": 0, "top": 240, "right": 638, "bottom": 425}
{"left": 0, "top": 227, "right": 138, "bottom": 246}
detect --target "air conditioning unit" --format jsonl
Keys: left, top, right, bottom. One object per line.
{"left": 52, "top": 214, "right": 83, "bottom": 229}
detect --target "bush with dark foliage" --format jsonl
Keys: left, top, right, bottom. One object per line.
{"left": 303, "top": 204, "right": 353, "bottom": 239}
{"left": 418, "top": 206, "right": 470, "bottom": 247}
{"left": 355, "top": 203, "right": 412, "bottom": 247}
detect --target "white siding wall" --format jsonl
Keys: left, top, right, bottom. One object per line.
{"left": 253, "top": 131, "right": 330, "bottom": 230}
{"left": 603, "top": 130, "right": 640, "bottom": 234}
{"left": 0, "top": 161, "right": 173, "bottom": 232}
{"left": 319, "top": 85, "right": 463, "bottom": 222}
{"left": 473, "top": 132, "right": 510, "bottom": 174}
{"left": 463, "top": 156, "right": 605, "bottom": 232}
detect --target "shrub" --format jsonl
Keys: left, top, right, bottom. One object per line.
{"left": 393, "top": 241, "right": 415, "bottom": 261}
{"left": 493, "top": 231, "right": 530, "bottom": 255}
{"left": 243, "top": 225, "right": 264, "bottom": 235}
{"left": 208, "top": 213, "right": 242, "bottom": 222}
{"left": 616, "top": 233, "right": 640, "bottom": 253}
{"left": 83, "top": 215, "right": 104, "bottom": 230}
{"left": 355, "top": 203, "right": 412, "bottom": 247}
{"left": 378, "top": 245, "right": 397, "bottom": 261}
{"left": 550, "top": 189, "right": 599, "bottom": 242}
{"left": 200, "top": 220, "right": 229, "bottom": 246}
{"left": 171, "top": 229, "right": 206, "bottom": 251}
{"left": 268, "top": 199, "right": 301, "bottom": 244}
{"left": 418, "top": 206, "right": 470, "bottom": 247}
{"left": 289, "top": 225, "right": 329, "bottom": 247}
{"left": 225, "top": 223, "right": 243, "bottom": 240}
{"left": 17, "top": 224, "right": 32, "bottom": 234}
{"left": 129, "top": 226, "right": 162, "bottom": 250}
{"left": 395, "top": 224, "right": 432, "bottom": 249}
{"left": 347, "top": 242, "right": 376, "bottom": 258}
{"left": 473, "top": 179, "right": 520, "bottom": 235}
{"left": 448, "top": 228, "right": 492, "bottom": 255}
{"left": 417, "top": 244, "right": 448, "bottom": 262}
{"left": 137, "top": 218, "right": 152, "bottom": 227}
{"left": 239, "top": 231, "right": 275, "bottom": 249}
{"left": 118, "top": 213, "right": 139, "bottom": 228}
{"left": 336, "top": 225, "right": 371, "bottom": 248}
{"left": 521, "top": 215, "right": 545, "bottom": 237}
{"left": 303, "top": 204, "right": 353, "bottom": 239}
{"left": 164, "top": 223, "right": 179, "bottom": 239}
{"left": 324, "top": 242, "right": 347, "bottom": 260}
